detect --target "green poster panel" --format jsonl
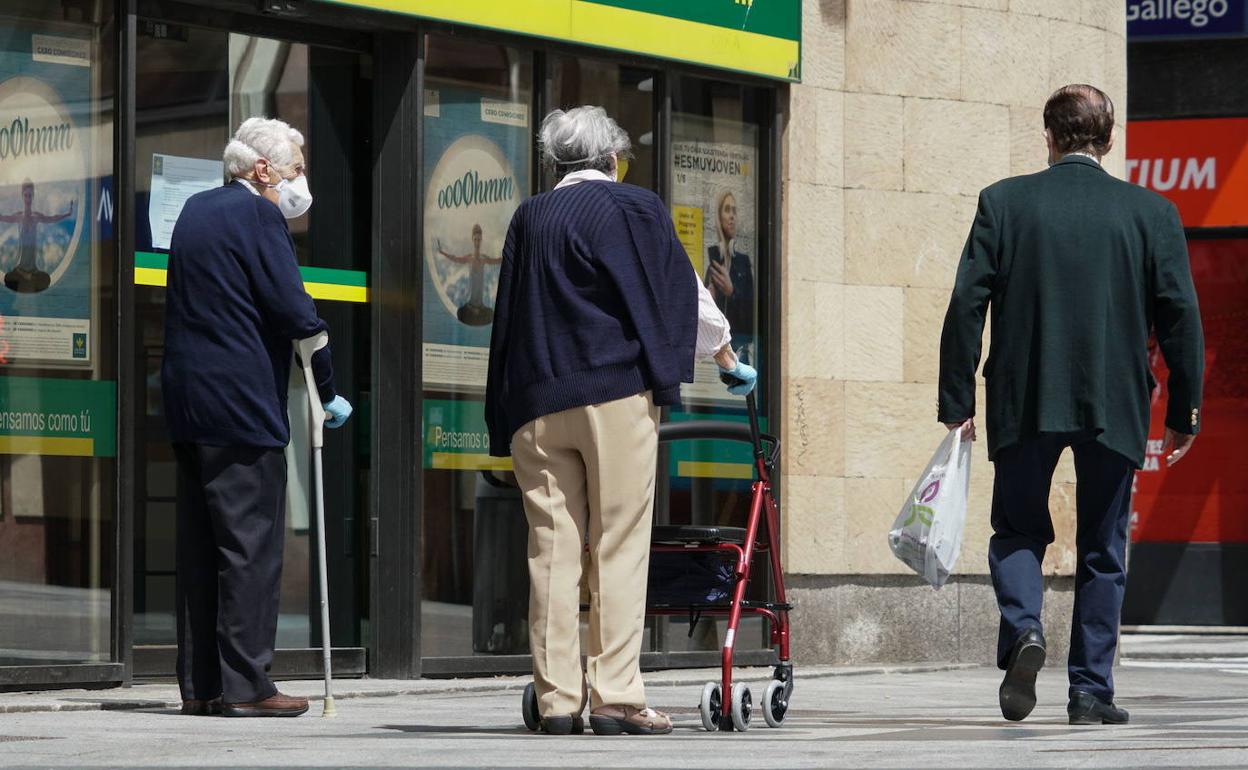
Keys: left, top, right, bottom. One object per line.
{"left": 0, "top": 376, "right": 116, "bottom": 456}
{"left": 423, "top": 398, "right": 511, "bottom": 471}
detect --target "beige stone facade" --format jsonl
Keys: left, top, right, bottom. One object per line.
{"left": 780, "top": 0, "right": 1126, "bottom": 662}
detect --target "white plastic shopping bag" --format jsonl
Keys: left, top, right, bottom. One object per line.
{"left": 888, "top": 427, "right": 972, "bottom": 588}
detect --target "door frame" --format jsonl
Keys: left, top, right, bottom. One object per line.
{"left": 123, "top": 0, "right": 398, "bottom": 682}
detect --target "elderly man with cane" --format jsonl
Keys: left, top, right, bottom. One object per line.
{"left": 162, "top": 117, "right": 353, "bottom": 717}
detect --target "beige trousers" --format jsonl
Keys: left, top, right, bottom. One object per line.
{"left": 510, "top": 391, "right": 659, "bottom": 717}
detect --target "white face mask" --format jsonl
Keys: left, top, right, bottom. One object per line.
{"left": 275, "top": 174, "right": 313, "bottom": 219}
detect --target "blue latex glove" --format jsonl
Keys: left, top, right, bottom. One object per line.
{"left": 323, "top": 395, "right": 353, "bottom": 429}
{"left": 718, "top": 360, "right": 758, "bottom": 396}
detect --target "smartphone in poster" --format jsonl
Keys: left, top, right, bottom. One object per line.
{"left": 0, "top": 26, "right": 94, "bottom": 366}
{"left": 671, "top": 117, "right": 759, "bottom": 406}
{"left": 421, "top": 85, "right": 530, "bottom": 393}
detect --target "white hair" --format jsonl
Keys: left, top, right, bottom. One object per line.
{"left": 223, "top": 117, "right": 305, "bottom": 178}
{"left": 538, "top": 106, "right": 631, "bottom": 177}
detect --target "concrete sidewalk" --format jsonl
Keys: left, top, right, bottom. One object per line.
{"left": 1121, "top": 631, "right": 1248, "bottom": 661}
{"left": 3, "top": 656, "right": 1248, "bottom": 768}
{"left": 0, "top": 663, "right": 967, "bottom": 715}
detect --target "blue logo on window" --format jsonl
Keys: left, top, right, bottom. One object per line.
{"left": 72, "top": 333, "right": 87, "bottom": 358}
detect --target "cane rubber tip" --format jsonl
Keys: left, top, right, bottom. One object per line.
{"left": 321, "top": 696, "right": 338, "bottom": 718}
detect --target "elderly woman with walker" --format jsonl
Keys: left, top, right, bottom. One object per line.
{"left": 485, "top": 106, "right": 758, "bottom": 736}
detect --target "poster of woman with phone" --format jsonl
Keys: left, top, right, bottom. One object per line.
{"left": 704, "top": 190, "right": 754, "bottom": 342}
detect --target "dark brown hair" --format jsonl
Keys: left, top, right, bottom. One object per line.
{"left": 1043, "top": 84, "right": 1115, "bottom": 156}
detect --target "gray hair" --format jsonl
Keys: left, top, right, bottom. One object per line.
{"left": 223, "top": 117, "right": 305, "bottom": 177}
{"left": 538, "top": 106, "right": 631, "bottom": 178}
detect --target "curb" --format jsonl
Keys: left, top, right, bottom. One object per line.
{"left": 1122, "top": 653, "right": 1248, "bottom": 661}
{"left": 0, "top": 663, "right": 978, "bottom": 715}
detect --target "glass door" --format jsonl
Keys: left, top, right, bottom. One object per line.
{"left": 130, "top": 16, "right": 372, "bottom": 676}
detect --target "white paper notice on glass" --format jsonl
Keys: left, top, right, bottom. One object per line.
{"left": 148, "top": 154, "right": 224, "bottom": 250}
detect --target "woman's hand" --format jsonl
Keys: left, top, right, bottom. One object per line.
{"left": 709, "top": 261, "right": 734, "bottom": 298}
{"left": 718, "top": 359, "right": 758, "bottom": 396}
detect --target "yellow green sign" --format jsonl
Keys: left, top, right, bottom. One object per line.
{"left": 135, "top": 252, "right": 369, "bottom": 304}
{"left": 0, "top": 376, "right": 116, "bottom": 457}
{"left": 323, "top": 0, "right": 802, "bottom": 81}
{"left": 423, "top": 399, "right": 511, "bottom": 471}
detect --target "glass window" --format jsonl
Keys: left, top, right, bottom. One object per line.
{"left": 549, "top": 57, "right": 655, "bottom": 192}
{"left": 0, "top": 1, "right": 116, "bottom": 666}
{"left": 132, "top": 20, "right": 371, "bottom": 654}
{"left": 420, "top": 35, "right": 532, "bottom": 658}
{"left": 661, "top": 76, "right": 770, "bottom": 652}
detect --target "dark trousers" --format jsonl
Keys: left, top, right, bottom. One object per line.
{"left": 174, "top": 443, "right": 287, "bottom": 704}
{"left": 988, "top": 432, "right": 1134, "bottom": 702}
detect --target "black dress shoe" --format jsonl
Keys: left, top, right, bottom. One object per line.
{"left": 1068, "top": 690, "right": 1129, "bottom": 725}
{"left": 539, "top": 715, "right": 585, "bottom": 735}
{"left": 999, "top": 628, "right": 1046, "bottom": 722}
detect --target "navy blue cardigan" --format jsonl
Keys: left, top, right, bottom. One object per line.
{"left": 486, "top": 181, "right": 698, "bottom": 457}
{"left": 162, "top": 181, "right": 336, "bottom": 448}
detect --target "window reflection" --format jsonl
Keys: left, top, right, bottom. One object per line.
{"left": 420, "top": 36, "right": 533, "bottom": 657}
{"left": 132, "top": 23, "right": 369, "bottom": 654}
{"left": 0, "top": 0, "right": 116, "bottom": 665}
{"left": 663, "top": 76, "right": 769, "bottom": 652}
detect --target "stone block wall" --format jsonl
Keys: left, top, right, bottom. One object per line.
{"left": 780, "top": 0, "right": 1127, "bottom": 663}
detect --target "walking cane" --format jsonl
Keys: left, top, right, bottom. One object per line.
{"left": 296, "top": 332, "right": 337, "bottom": 718}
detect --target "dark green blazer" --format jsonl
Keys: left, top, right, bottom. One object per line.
{"left": 938, "top": 155, "right": 1204, "bottom": 468}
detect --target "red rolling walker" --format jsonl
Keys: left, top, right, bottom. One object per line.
{"left": 520, "top": 391, "right": 793, "bottom": 732}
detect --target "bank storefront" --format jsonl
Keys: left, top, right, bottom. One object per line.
{"left": 0, "top": 0, "right": 796, "bottom": 689}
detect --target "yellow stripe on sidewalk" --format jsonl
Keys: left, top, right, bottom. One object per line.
{"left": 431, "top": 452, "right": 513, "bottom": 471}
{"left": 0, "top": 436, "right": 95, "bottom": 457}
{"left": 676, "top": 461, "right": 754, "bottom": 480}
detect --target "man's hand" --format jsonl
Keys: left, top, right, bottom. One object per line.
{"left": 323, "top": 395, "right": 353, "bottom": 429}
{"left": 1161, "top": 427, "right": 1196, "bottom": 467}
{"left": 943, "top": 417, "right": 976, "bottom": 441}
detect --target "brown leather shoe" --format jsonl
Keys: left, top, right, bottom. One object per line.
{"left": 221, "top": 691, "right": 309, "bottom": 718}
{"left": 589, "top": 705, "right": 673, "bottom": 735}
{"left": 180, "top": 697, "right": 222, "bottom": 716}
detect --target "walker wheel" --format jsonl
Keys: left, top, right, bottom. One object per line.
{"left": 762, "top": 678, "right": 789, "bottom": 728}
{"left": 730, "top": 682, "right": 752, "bottom": 732}
{"left": 699, "top": 682, "right": 722, "bottom": 732}
{"left": 521, "top": 682, "right": 540, "bottom": 731}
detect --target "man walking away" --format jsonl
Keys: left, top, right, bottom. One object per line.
{"left": 938, "top": 84, "right": 1204, "bottom": 725}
